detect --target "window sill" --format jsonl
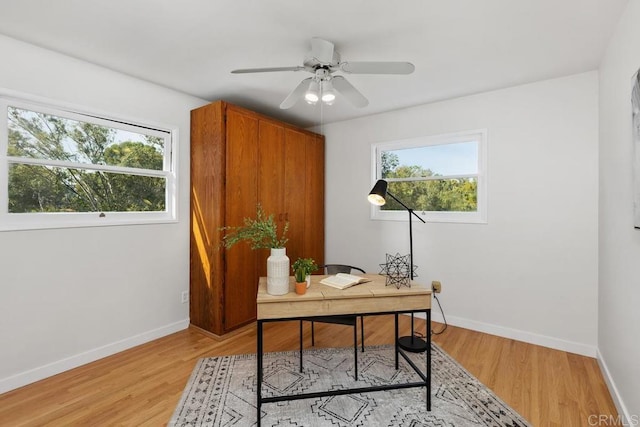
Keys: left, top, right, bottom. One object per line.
{"left": 371, "top": 209, "right": 487, "bottom": 224}
{"left": 0, "top": 213, "right": 178, "bottom": 232}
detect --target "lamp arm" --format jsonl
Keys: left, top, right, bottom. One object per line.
{"left": 386, "top": 191, "right": 426, "bottom": 224}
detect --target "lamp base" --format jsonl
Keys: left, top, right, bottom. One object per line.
{"left": 397, "top": 335, "right": 428, "bottom": 353}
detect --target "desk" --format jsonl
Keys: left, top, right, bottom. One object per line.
{"left": 256, "top": 274, "right": 432, "bottom": 426}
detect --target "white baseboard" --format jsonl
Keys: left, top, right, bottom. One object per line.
{"left": 409, "top": 311, "right": 631, "bottom": 420}
{"left": 596, "top": 348, "right": 632, "bottom": 423}
{"left": 0, "top": 313, "right": 606, "bottom": 396}
{"left": 0, "top": 318, "right": 190, "bottom": 394}
{"left": 408, "top": 311, "right": 597, "bottom": 357}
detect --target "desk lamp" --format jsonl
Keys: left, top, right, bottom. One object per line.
{"left": 368, "top": 179, "right": 428, "bottom": 352}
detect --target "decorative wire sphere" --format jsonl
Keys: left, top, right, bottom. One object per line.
{"left": 379, "top": 253, "right": 418, "bottom": 289}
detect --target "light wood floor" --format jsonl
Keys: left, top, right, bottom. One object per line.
{"left": 0, "top": 317, "right": 617, "bottom": 426}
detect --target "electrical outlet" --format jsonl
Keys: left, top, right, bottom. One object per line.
{"left": 431, "top": 281, "right": 442, "bottom": 293}
{"left": 181, "top": 291, "right": 189, "bottom": 304}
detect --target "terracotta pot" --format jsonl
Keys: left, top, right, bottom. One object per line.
{"left": 295, "top": 281, "right": 307, "bottom": 295}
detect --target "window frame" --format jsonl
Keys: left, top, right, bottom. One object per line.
{"left": 370, "top": 129, "right": 487, "bottom": 224}
{"left": 0, "top": 94, "right": 178, "bottom": 231}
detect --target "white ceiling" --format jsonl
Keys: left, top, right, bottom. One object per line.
{"left": 0, "top": 0, "right": 629, "bottom": 128}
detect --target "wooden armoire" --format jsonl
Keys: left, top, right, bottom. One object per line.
{"left": 190, "top": 100, "right": 325, "bottom": 336}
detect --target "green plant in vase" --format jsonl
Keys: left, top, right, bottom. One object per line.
{"left": 220, "top": 204, "right": 290, "bottom": 296}
{"left": 220, "top": 204, "right": 288, "bottom": 250}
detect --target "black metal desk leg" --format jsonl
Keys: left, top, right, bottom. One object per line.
{"left": 353, "top": 321, "right": 358, "bottom": 380}
{"left": 257, "top": 320, "right": 263, "bottom": 427}
{"left": 360, "top": 316, "right": 365, "bottom": 352}
{"left": 299, "top": 320, "right": 303, "bottom": 373}
{"left": 426, "top": 309, "right": 431, "bottom": 410}
{"left": 394, "top": 313, "right": 399, "bottom": 369}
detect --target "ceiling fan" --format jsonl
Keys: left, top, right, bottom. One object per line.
{"left": 231, "top": 38, "right": 415, "bottom": 109}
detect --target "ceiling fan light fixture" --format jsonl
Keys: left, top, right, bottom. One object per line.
{"left": 322, "top": 92, "right": 336, "bottom": 104}
{"left": 321, "top": 80, "right": 336, "bottom": 105}
{"left": 304, "top": 93, "right": 319, "bottom": 104}
{"left": 305, "top": 80, "right": 320, "bottom": 104}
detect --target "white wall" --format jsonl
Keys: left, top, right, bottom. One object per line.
{"left": 598, "top": 0, "right": 640, "bottom": 421}
{"left": 322, "top": 72, "right": 599, "bottom": 356}
{"left": 0, "top": 35, "right": 207, "bottom": 392}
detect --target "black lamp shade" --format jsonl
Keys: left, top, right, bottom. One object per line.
{"left": 368, "top": 179, "right": 388, "bottom": 206}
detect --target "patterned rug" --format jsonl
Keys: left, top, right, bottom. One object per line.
{"left": 169, "top": 344, "right": 530, "bottom": 426}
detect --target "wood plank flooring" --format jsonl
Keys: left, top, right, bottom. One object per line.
{"left": 0, "top": 316, "right": 617, "bottom": 426}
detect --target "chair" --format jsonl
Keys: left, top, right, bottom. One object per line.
{"left": 298, "top": 264, "right": 366, "bottom": 379}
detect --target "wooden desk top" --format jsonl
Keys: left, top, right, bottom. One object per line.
{"left": 257, "top": 274, "right": 431, "bottom": 320}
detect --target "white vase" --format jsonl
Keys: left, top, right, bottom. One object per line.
{"left": 267, "top": 247, "right": 290, "bottom": 295}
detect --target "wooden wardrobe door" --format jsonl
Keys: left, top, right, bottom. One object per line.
{"left": 284, "top": 128, "right": 307, "bottom": 264}
{"left": 304, "top": 134, "right": 325, "bottom": 266}
{"left": 224, "top": 107, "right": 259, "bottom": 331}
{"left": 257, "top": 120, "right": 285, "bottom": 277}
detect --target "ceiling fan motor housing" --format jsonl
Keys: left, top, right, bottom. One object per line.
{"left": 303, "top": 50, "right": 341, "bottom": 71}
{"left": 313, "top": 68, "right": 332, "bottom": 81}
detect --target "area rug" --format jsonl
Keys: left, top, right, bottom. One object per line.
{"left": 169, "top": 344, "right": 530, "bottom": 426}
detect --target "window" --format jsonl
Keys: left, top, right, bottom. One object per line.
{"left": 371, "top": 129, "right": 487, "bottom": 223}
{"left": 0, "top": 96, "right": 177, "bottom": 231}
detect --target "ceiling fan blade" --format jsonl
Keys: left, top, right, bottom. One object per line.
{"left": 231, "top": 66, "right": 304, "bottom": 74}
{"left": 340, "top": 61, "right": 415, "bottom": 75}
{"left": 280, "top": 77, "right": 312, "bottom": 109}
{"left": 310, "top": 37, "right": 335, "bottom": 64}
{"left": 331, "top": 76, "right": 369, "bottom": 108}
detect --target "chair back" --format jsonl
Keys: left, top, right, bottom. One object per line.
{"left": 322, "top": 264, "right": 365, "bottom": 275}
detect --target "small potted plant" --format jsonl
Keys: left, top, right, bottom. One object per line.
{"left": 292, "top": 257, "right": 318, "bottom": 295}
{"left": 220, "top": 204, "right": 290, "bottom": 295}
